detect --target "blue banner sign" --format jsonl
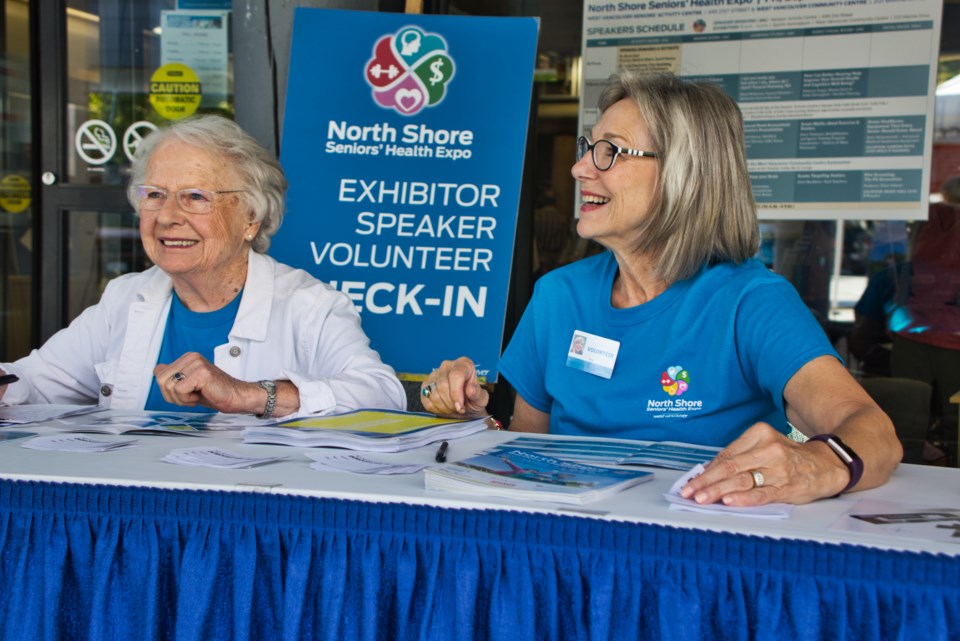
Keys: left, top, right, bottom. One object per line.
{"left": 274, "top": 9, "right": 538, "bottom": 382}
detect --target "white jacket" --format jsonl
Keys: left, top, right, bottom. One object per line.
{"left": 2, "top": 251, "right": 406, "bottom": 415}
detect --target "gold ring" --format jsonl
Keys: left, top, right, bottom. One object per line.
{"left": 172, "top": 371, "right": 186, "bottom": 382}
{"left": 750, "top": 470, "right": 765, "bottom": 488}
{"left": 421, "top": 382, "right": 436, "bottom": 398}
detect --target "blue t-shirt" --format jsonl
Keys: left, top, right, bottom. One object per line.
{"left": 144, "top": 292, "right": 243, "bottom": 413}
{"left": 498, "top": 253, "right": 838, "bottom": 447}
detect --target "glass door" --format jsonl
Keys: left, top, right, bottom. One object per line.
{"left": 0, "top": 0, "right": 32, "bottom": 361}
{"left": 33, "top": 0, "right": 233, "bottom": 349}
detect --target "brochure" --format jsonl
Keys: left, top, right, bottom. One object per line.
{"left": 482, "top": 437, "right": 719, "bottom": 471}
{"left": 425, "top": 449, "right": 654, "bottom": 505}
{"left": 62, "top": 410, "right": 261, "bottom": 435}
{"left": 483, "top": 436, "right": 651, "bottom": 465}
{"left": 242, "top": 409, "right": 493, "bottom": 452}
{"left": 618, "top": 441, "right": 721, "bottom": 471}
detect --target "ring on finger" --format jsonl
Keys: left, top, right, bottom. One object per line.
{"left": 421, "top": 381, "right": 437, "bottom": 398}
{"left": 750, "top": 470, "right": 765, "bottom": 489}
{"left": 171, "top": 371, "right": 186, "bottom": 382}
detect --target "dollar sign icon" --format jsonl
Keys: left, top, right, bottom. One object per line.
{"left": 429, "top": 59, "right": 444, "bottom": 85}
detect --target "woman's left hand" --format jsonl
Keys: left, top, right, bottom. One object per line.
{"left": 153, "top": 353, "right": 262, "bottom": 414}
{"left": 679, "top": 422, "right": 850, "bottom": 506}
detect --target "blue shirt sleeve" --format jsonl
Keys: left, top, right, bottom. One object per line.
{"left": 734, "top": 278, "right": 839, "bottom": 415}
{"left": 498, "top": 279, "right": 552, "bottom": 413}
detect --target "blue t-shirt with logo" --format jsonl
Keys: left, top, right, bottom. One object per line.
{"left": 497, "top": 253, "right": 838, "bottom": 446}
{"left": 144, "top": 292, "right": 243, "bottom": 413}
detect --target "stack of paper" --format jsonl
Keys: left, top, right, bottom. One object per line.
{"left": 425, "top": 449, "right": 654, "bottom": 505}
{"left": 62, "top": 410, "right": 263, "bottom": 435}
{"left": 163, "top": 447, "right": 286, "bottom": 469}
{"left": 306, "top": 452, "right": 426, "bottom": 475}
{"left": 0, "top": 404, "right": 102, "bottom": 426}
{"left": 618, "top": 441, "right": 721, "bottom": 470}
{"left": 483, "top": 436, "right": 651, "bottom": 465}
{"left": 242, "top": 409, "right": 492, "bottom": 452}
{"left": 23, "top": 434, "right": 137, "bottom": 452}
{"left": 480, "top": 437, "right": 719, "bottom": 471}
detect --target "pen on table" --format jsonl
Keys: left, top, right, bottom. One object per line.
{"left": 435, "top": 441, "right": 449, "bottom": 463}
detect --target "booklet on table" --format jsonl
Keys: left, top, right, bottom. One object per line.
{"left": 242, "top": 409, "right": 493, "bottom": 452}
{"left": 617, "top": 441, "right": 720, "bottom": 470}
{"left": 425, "top": 448, "right": 654, "bottom": 505}
{"left": 61, "top": 410, "right": 262, "bottom": 435}
{"left": 481, "top": 437, "right": 719, "bottom": 471}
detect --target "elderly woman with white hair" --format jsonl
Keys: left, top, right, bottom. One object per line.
{"left": 423, "top": 71, "right": 902, "bottom": 505}
{"left": 0, "top": 115, "right": 405, "bottom": 418}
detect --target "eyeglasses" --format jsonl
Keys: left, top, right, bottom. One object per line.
{"left": 128, "top": 185, "right": 246, "bottom": 215}
{"left": 576, "top": 136, "right": 658, "bottom": 171}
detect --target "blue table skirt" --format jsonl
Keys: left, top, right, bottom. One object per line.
{"left": 0, "top": 480, "right": 956, "bottom": 641}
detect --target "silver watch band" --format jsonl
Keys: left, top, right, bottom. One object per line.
{"left": 256, "top": 380, "right": 277, "bottom": 419}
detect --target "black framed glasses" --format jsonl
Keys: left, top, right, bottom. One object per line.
{"left": 576, "top": 136, "right": 658, "bottom": 171}
{"left": 127, "top": 185, "right": 247, "bottom": 215}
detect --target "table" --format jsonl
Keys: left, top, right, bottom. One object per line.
{"left": 0, "top": 414, "right": 958, "bottom": 641}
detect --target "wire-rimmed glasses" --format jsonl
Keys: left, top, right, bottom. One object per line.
{"left": 576, "top": 136, "right": 658, "bottom": 171}
{"left": 128, "top": 185, "right": 247, "bottom": 215}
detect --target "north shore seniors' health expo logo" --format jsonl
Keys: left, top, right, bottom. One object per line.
{"left": 660, "top": 365, "right": 690, "bottom": 396}
{"left": 364, "top": 26, "right": 455, "bottom": 115}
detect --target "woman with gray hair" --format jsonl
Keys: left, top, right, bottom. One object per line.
{"left": 423, "top": 71, "right": 901, "bottom": 505}
{"left": 0, "top": 114, "right": 405, "bottom": 417}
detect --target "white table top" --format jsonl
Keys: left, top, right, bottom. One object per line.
{"left": 1, "top": 413, "right": 958, "bottom": 557}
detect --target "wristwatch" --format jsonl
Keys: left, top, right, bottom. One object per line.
{"left": 257, "top": 380, "right": 277, "bottom": 419}
{"left": 808, "top": 434, "right": 864, "bottom": 496}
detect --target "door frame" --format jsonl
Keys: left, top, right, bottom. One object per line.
{"left": 32, "top": 0, "right": 134, "bottom": 345}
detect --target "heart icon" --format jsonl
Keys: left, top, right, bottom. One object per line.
{"left": 667, "top": 365, "right": 681, "bottom": 379}
{"left": 395, "top": 88, "right": 422, "bottom": 112}
{"left": 676, "top": 370, "right": 690, "bottom": 383}
{"left": 664, "top": 382, "right": 679, "bottom": 396}
{"left": 660, "top": 372, "right": 673, "bottom": 386}
{"left": 676, "top": 380, "right": 689, "bottom": 395}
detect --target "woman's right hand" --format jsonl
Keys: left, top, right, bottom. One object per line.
{"left": 420, "top": 357, "right": 489, "bottom": 419}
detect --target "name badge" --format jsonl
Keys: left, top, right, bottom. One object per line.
{"left": 566, "top": 330, "right": 620, "bottom": 379}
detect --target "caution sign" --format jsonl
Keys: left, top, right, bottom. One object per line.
{"left": 149, "top": 63, "right": 202, "bottom": 120}
{"left": 0, "top": 175, "right": 31, "bottom": 213}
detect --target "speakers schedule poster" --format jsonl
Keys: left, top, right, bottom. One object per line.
{"left": 580, "top": 0, "right": 944, "bottom": 220}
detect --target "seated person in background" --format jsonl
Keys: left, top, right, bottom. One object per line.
{"left": 887, "top": 175, "right": 960, "bottom": 450}
{"left": 422, "top": 71, "right": 901, "bottom": 506}
{"left": 849, "top": 263, "right": 901, "bottom": 377}
{"left": 0, "top": 115, "right": 405, "bottom": 418}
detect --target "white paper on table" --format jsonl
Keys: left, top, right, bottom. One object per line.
{"left": 663, "top": 463, "right": 793, "bottom": 519}
{"left": 22, "top": 434, "right": 138, "bottom": 452}
{"left": 0, "top": 404, "right": 102, "bottom": 425}
{"left": 163, "top": 447, "right": 286, "bottom": 469}
{"left": 305, "top": 452, "right": 427, "bottom": 475}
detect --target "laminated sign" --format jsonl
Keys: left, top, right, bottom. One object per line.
{"left": 274, "top": 9, "right": 539, "bottom": 381}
